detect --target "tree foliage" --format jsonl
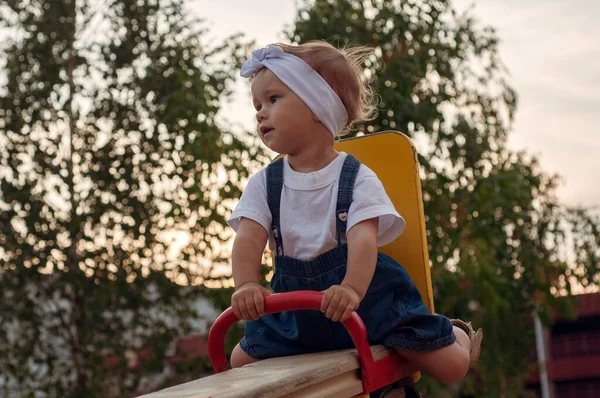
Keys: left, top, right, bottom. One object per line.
{"left": 0, "top": 0, "right": 260, "bottom": 396}
{"left": 288, "top": 0, "right": 600, "bottom": 396}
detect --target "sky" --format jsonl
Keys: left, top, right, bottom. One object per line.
{"left": 189, "top": 0, "right": 600, "bottom": 209}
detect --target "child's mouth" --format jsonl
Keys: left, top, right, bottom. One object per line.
{"left": 261, "top": 127, "right": 273, "bottom": 135}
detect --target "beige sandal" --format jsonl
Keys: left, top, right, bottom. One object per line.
{"left": 451, "top": 319, "right": 483, "bottom": 367}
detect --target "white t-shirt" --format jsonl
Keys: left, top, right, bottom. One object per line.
{"left": 228, "top": 152, "right": 405, "bottom": 260}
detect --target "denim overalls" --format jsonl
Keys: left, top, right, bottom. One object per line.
{"left": 240, "top": 155, "right": 455, "bottom": 359}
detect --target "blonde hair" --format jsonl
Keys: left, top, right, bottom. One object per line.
{"left": 273, "top": 41, "right": 377, "bottom": 135}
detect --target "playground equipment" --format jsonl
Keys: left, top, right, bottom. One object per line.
{"left": 141, "top": 132, "right": 432, "bottom": 397}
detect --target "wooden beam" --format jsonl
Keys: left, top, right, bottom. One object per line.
{"left": 139, "top": 346, "right": 399, "bottom": 398}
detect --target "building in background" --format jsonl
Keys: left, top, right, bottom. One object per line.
{"left": 526, "top": 292, "right": 600, "bottom": 397}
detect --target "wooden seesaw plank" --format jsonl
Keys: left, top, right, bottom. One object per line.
{"left": 138, "top": 345, "right": 397, "bottom": 398}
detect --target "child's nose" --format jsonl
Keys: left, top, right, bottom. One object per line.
{"left": 256, "top": 108, "right": 267, "bottom": 123}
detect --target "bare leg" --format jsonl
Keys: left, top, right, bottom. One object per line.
{"left": 231, "top": 343, "right": 261, "bottom": 368}
{"left": 394, "top": 326, "right": 470, "bottom": 384}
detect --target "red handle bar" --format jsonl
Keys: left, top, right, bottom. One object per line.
{"left": 207, "top": 291, "right": 379, "bottom": 391}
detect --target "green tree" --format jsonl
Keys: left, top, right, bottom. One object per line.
{"left": 288, "top": 0, "right": 600, "bottom": 396}
{"left": 0, "top": 0, "right": 260, "bottom": 396}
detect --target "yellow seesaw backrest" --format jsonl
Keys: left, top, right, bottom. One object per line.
{"left": 334, "top": 131, "right": 434, "bottom": 313}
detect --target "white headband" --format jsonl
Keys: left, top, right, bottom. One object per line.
{"left": 240, "top": 45, "right": 348, "bottom": 137}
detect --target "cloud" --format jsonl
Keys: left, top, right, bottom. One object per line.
{"left": 455, "top": 0, "right": 600, "bottom": 207}
{"left": 193, "top": 0, "right": 600, "bottom": 207}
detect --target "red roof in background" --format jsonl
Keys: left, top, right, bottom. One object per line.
{"left": 527, "top": 292, "right": 600, "bottom": 386}
{"left": 572, "top": 292, "right": 600, "bottom": 318}
{"left": 552, "top": 292, "right": 600, "bottom": 321}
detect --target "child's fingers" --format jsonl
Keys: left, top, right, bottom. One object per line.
{"left": 254, "top": 291, "right": 265, "bottom": 316}
{"left": 245, "top": 295, "right": 259, "bottom": 320}
{"left": 235, "top": 298, "right": 250, "bottom": 320}
{"left": 232, "top": 301, "right": 242, "bottom": 319}
{"left": 325, "top": 292, "right": 343, "bottom": 319}
{"left": 331, "top": 297, "right": 349, "bottom": 322}
{"left": 240, "top": 304, "right": 251, "bottom": 321}
{"left": 320, "top": 289, "right": 333, "bottom": 312}
{"left": 339, "top": 303, "right": 355, "bottom": 322}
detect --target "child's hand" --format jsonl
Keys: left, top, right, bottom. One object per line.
{"left": 320, "top": 284, "right": 361, "bottom": 322}
{"left": 231, "top": 282, "right": 272, "bottom": 321}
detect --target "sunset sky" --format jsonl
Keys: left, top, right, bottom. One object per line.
{"left": 191, "top": 0, "right": 600, "bottom": 209}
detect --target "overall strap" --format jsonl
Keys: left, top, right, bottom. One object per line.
{"left": 266, "top": 158, "right": 285, "bottom": 255}
{"left": 336, "top": 154, "right": 361, "bottom": 245}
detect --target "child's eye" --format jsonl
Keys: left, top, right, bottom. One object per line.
{"left": 255, "top": 104, "right": 262, "bottom": 111}
{"left": 269, "top": 95, "right": 278, "bottom": 103}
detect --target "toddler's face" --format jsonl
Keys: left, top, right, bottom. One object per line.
{"left": 251, "top": 69, "right": 318, "bottom": 154}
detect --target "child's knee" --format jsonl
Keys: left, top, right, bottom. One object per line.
{"left": 231, "top": 343, "right": 259, "bottom": 368}
{"left": 441, "top": 346, "right": 470, "bottom": 384}
{"left": 452, "top": 325, "right": 470, "bottom": 349}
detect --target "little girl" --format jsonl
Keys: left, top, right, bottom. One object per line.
{"left": 227, "top": 41, "right": 482, "bottom": 384}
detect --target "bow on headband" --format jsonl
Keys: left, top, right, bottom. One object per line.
{"left": 240, "top": 45, "right": 285, "bottom": 78}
